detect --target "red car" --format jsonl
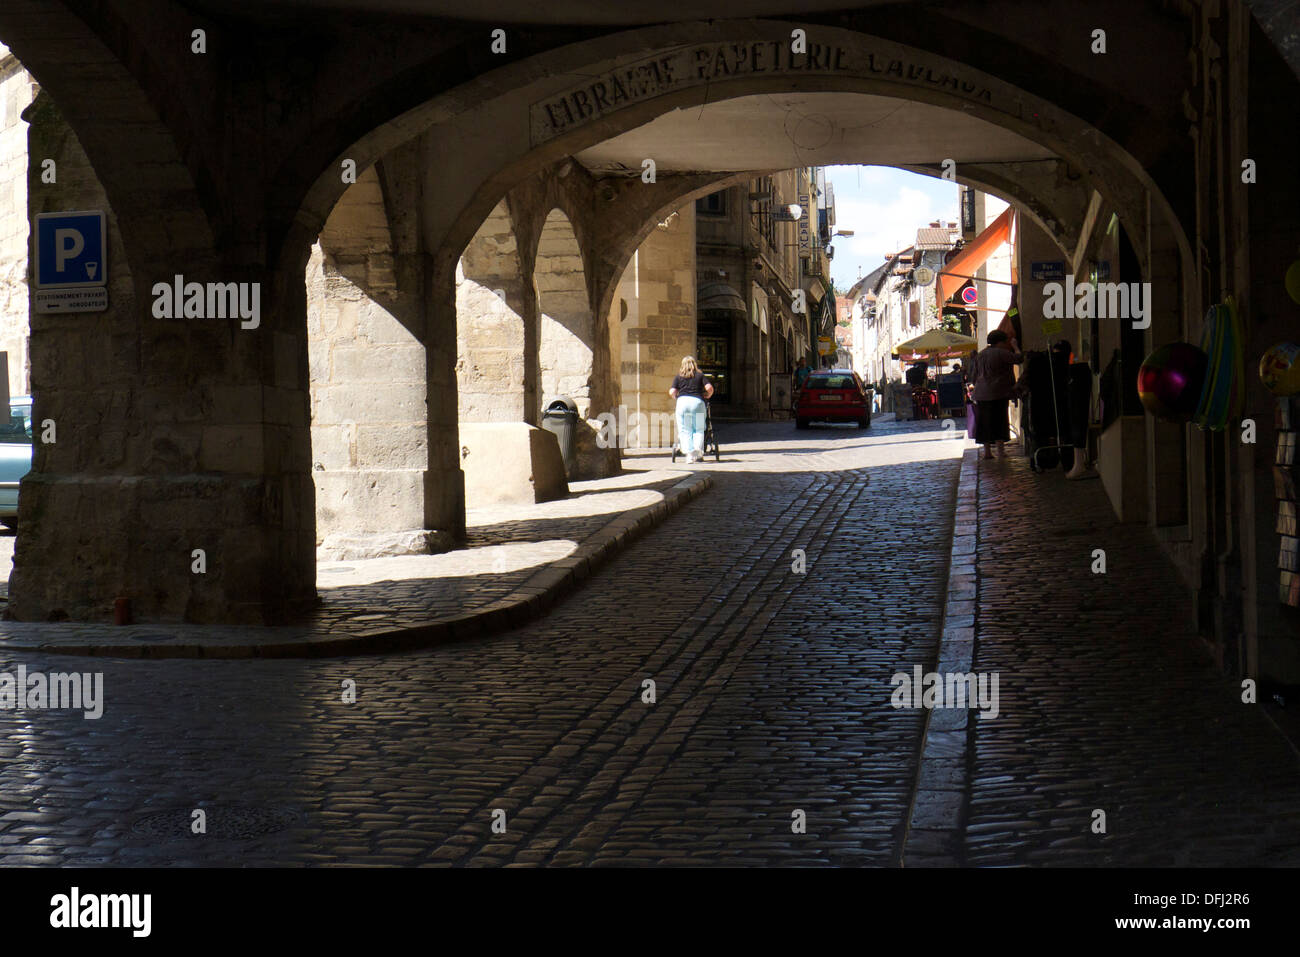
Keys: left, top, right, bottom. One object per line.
{"left": 795, "top": 369, "right": 872, "bottom": 429}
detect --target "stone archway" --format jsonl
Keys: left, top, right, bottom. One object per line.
{"left": 535, "top": 207, "right": 612, "bottom": 477}
{"left": 275, "top": 15, "right": 1206, "bottom": 547}
{"left": 457, "top": 199, "right": 536, "bottom": 425}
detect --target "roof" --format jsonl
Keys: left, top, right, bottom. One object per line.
{"left": 915, "top": 227, "right": 957, "bottom": 250}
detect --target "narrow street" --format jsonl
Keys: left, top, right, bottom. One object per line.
{"left": 1, "top": 418, "right": 1295, "bottom": 867}
{"left": 0, "top": 418, "right": 961, "bottom": 866}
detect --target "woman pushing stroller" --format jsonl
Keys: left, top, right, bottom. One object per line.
{"left": 669, "top": 356, "right": 714, "bottom": 463}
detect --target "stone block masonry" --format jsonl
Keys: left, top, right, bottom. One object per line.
{"left": 611, "top": 204, "right": 696, "bottom": 447}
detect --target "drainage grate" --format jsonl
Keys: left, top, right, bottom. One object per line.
{"left": 129, "top": 804, "right": 303, "bottom": 840}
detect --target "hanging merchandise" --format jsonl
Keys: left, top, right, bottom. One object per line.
{"left": 1259, "top": 341, "right": 1300, "bottom": 397}
{"left": 1193, "top": 297, "right": 1245, "bottom": 430}
{"left": 1285, "top": 258, "right": 1300, "bottom": 306}
{"left": 1138, "top": 342, "right": 1209, "bottom": 423}
{"left": 1276, "top": 397, "right": 1300, "bottom": 607}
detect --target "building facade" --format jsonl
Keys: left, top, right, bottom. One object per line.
{"left": 694, "top": 166, "right": 834, "bottom": 418}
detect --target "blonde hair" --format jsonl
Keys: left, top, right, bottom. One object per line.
{"left": 679, "top": 356, "right": 700, "bottom": 377}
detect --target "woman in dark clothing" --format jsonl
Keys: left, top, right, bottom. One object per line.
{"left": 668, "top": 355, "right": 714, "bottom": 463}
{"left": 968, "top": 329, "right": 1024, "bottom": 459}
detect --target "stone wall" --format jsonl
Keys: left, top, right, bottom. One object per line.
{"left": 536, "top": 207, "right": 610, "bottom": 475}
{"left": 537, "top": 209, "right": 593, "bottom": 414}
{"left": 613, "top": 203, "right": 695, "bottom": 448}
{"left": 457, "top": 199, "right": 530, "bottom": 423}
{"left": 307, "top": 167, "right": 428, "bottom": 554}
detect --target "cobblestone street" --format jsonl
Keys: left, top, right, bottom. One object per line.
{"left": 963, "top": 444, "right": 1300, "bottom": 866}
{"left": 0, "top": 418, "right": 1298, "bottom": 866}
{"left": 0, "top": 418, "right": 963, "bottom": 865}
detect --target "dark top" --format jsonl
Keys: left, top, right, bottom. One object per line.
{"left": 969, "top": 345, "right": 1024, "bottom": 401}
{"left": 672, "top": 372, "right": 708, "bottom": 399}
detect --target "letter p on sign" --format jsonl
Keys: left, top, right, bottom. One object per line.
{"left": 54, "top": 228, "right": 84, "bottom": 272}
{"left": 35, "top": 211, "right": 106, "bottom": 288}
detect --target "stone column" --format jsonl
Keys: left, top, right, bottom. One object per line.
{"left": 11, "top": 93, "right": 315, "bottom": 624}
{"left": 427, "top": 258, "right": 467, "bottom": 540}
{"left": 618, "top": 207, "right": 696, "bottom": 447}
{"left": 457, "top": 199, "right": 532, "bottom": 423}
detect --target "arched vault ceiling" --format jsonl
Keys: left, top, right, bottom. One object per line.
{"left": 573, "top": 92, "right": 1057, "bottom": 175}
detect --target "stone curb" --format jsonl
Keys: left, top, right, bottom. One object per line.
{"left": 903, "top": 445, "right": 979, "bottom": 867}
{"left": 12, "top": 473, "right": 715, "bottom": 660}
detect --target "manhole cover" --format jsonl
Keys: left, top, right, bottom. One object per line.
{"left": 129, "top": 804, "right": 302, "bottom": 840}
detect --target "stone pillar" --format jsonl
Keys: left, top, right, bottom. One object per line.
{"left": 535, "top": 208, "right": 617, "bottom": 478}
{"left": 457, "top": 199, "right": 533, "bottom": 423}
{"left": 307, "top": 166, "right": 430, "bottom": 558}
{"left": 307, "top": 245, "right": 429, "bottom": 557}
{"left": 11, "top": 93, "right": 315, "bottom": 624}
{"left": 427, "top": 259, "right": 467, "bottom": 540}
{"left": 616, "top": 206, "right": 696, "bottom": 448}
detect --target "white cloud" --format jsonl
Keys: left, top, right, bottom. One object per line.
{"left": 838, "top": 187, "right": 941, "bottom": 264}
{"left": 826, "top": 166, "right": 960, "bottom": 290}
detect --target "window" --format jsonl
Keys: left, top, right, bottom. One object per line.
{"left": 0, "top": 402, "right": 32, "bottom": 445}
{"left": 696, "top": 191, "right": 727, "bottom": 216}
{"left": 807, "top": 374, "right": 858, "bottom": 391}
{"left": 750, "top": 176, "right": 776, "bottom": 249}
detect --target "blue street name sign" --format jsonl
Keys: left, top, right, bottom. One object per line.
{"left": 1030, "top": 260, "right": 1067, "bottom": 281}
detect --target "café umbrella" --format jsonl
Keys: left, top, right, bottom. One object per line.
{"left": 892, "top": 328, "right": 979, "bottom": 366}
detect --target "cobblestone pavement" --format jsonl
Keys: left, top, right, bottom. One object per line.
{"left": 962, "top": 442, "right": 1300, "bottom": 866}
{"left": 3, "top": 418, "right": 1295, "bottom": 866}
{"left": 0, "top": 470, "right": 700, "bottom": 654}
{"left": 0, "top": 417, "right": 967, "bottom": 865}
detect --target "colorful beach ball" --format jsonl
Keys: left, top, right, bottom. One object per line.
{"left": 1260, "top": 341, "right": 1300, "bottom": 396}
{"left": 1286, "top": 260, "right": 1300, "bottom": 306}
{"left": 1138, "top": 342, "right": 1208, "bottom": 422}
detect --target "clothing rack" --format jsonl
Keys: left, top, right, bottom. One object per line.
{"left": 1023, "top": 349, "right": 1073, "bottom": 472}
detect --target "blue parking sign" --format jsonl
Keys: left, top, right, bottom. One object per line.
{"left": 35, "top": 211, "right": 106, "bottom": 289}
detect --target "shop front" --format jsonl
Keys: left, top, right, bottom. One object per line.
{"left": 696, "top": 282, "right": 745, "bottom": 406}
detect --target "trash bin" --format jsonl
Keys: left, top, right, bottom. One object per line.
{"left": 541, "top": 396, "right": 579, "bottom": 476}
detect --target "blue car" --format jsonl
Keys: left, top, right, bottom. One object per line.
{"left": 0, "top": 395, "right": 32, "bottom": 528}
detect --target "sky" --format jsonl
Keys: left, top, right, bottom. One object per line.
{"left": 825, "top": 165, "right": 961, "bottom": 295}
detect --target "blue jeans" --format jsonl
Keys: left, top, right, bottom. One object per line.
{"left": 676, "top": 396, "right": 706, "bottom": 455}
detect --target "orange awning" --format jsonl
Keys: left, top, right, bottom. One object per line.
{"left": 937, "top": 206, "right": 1015, "bottom": 306}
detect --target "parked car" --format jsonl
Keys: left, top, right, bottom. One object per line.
{"left": 0, "top": 395, "right": 32, "bottom": 528}
{"left": 794, "top": 370, "right": 871, "bottom": 429}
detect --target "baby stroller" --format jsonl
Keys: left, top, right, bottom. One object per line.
{"left": 671, "top": 400, "right": 720, "bottom": 463}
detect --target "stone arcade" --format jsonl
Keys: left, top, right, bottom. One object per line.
{"left": 0, "top": 1, "right": 1290, "bottom": 688}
